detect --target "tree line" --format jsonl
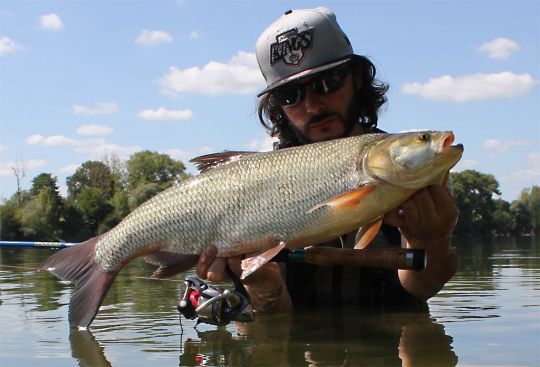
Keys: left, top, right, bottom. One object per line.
{"left": 0, "top": 151, "right": 539, "bottom": 242}
{"left": 450, "top": 171, "right": 539, "bottom": 237}
{"left": 1, "top": 151, "right": 189, "bottom": 242}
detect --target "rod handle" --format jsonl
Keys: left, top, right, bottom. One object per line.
{"left": 289, "top": 247, "right": 426, "bottom": 271}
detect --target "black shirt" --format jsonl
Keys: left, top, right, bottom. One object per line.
{"left": 284, "top": 224, "right": 425, "bottom": 311}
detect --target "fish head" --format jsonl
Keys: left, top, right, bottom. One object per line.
{"left": 364, "top": 131, "right": 463, "bottom": 189}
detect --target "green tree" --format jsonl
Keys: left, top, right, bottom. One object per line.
{"left": 0, "top": 198, "right": 23, "bottom": 240}
{"left": 61, "top": 203, "right": 90, "bottom": 241}
{"left": 111, "top": 189, "right": 130, "bottom": 219}
{"left": 518, "top": 185, "right": 540, "bottom": 235}
{"left": 98, "top": 190, "right": 131, "bottom": 234}
{"left": 102, "top": 153, "right": 127, "bottom": 193}
{"left": 128, "top": 182, "right": 161, "bottom": 210}
{"left": 126, "top": 151, "right": 187, "bottom": 192}
{"left": 492, "top": 199, "right": 512, "bottom": 236}
{"left": 74, "top": 187, "right": 113, "bottom": 235}
{"left": 30, "top": 173, "right": 60, "bottom": 197}
{"left": 19, "top": 187, "right": 63, "bottom": 240}
{"left": 66, "top": 161, "right": 115, "bottom": 201}
{"left": 451, "top": 170, "right": 500, "bottom": 236}
{"left": 510, "top": 200, "right": 533, "bottom": 236}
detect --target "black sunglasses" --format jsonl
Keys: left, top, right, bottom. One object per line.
{"left": 271, "top": 66, "right": 350, "bottom": 107}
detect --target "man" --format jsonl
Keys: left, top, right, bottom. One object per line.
{"left": 196, "top": 7, "right": 458, "bottom": 313}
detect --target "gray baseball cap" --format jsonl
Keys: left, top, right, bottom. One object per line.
{"left": 256, "top": 7, "right": 354, "bottom": 97}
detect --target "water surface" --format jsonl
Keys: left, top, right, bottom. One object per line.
{"left": 0, "top": 237, "right": 539, "bottom": 366}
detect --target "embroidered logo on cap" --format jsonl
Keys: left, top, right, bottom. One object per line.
{"left": 270, "top": 28, "right": 313, "bottom": 66}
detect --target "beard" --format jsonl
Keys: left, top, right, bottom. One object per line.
{"left": 287, "top": 91, "right": 362, "bottom": 145}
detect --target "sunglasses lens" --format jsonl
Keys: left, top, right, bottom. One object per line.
{"left": 272, "top": 66, "right": 349, "bottom": 107}
{"left": 314, "top": 69, "right": 348, "bottom": 95}
{"left": 273, "top": 86, "right": 304, "bottom": 106}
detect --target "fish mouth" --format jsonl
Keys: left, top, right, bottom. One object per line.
{"left": 438, "top": 132, "right": 464, "bottom": 154}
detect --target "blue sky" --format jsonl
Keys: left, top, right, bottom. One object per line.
{"left": 1, "top": 1, "right": 539, "bottom": 202}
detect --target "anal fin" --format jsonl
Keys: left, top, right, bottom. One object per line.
{"left": 354, "top": 216, "right": 383, "bottom": 249}
{"left": 240, "top": 241, "right": 287, "bottom": 280}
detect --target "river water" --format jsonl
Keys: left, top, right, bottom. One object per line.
{"left": 0, "top": 236, "right": 539, "bottom": 366}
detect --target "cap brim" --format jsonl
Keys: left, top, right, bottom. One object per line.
{"left": 257, "top": 57, "right": 352, "bottom": 97}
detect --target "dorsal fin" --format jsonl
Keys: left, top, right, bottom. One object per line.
{"left": 190, "top": 151, "right": 257, "bottom": 173}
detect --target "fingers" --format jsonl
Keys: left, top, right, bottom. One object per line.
{"left": 196, "top": 245, "right": 217, "bottom": 278}
{"left": 207, "top": 257, "right": 228, "bottom": 282}
{"left": 384, "top": 187, "right": 434, "bottom": 228}
{"left": 428, "top": 185, "right": 458, "bottom": 221}
{"left": 196, "top": 245, "right": 243, "bottom": 282}
{"left": 383, "top": 207, "right": 405, "bottom": 228}
{"left": 407, "top": 188, "right": 435, "bottom": 224}
{"left": 383, "top": 184, "right": 458, "bottom": 243}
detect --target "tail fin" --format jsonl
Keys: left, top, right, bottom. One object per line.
{"left": 39, "top": 236, "right": 117, "bottom": 329}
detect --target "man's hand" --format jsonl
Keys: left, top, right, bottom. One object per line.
{"left": 195, "top": 245, "right": 292, "bottom": 313}
{"left": 384, "top": 184, "right": 458, "bottom": 300}
{"left": 196, "top": 245, "right": 242, "bottom": 281}
{"left": 384, "top": 185, "right": 458, "bottom": 246}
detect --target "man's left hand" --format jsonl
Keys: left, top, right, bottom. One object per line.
{"left": 383, "top": 184, "right": 458, "bottom": 248}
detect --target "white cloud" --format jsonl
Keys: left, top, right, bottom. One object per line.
{"left": 166, "top": 148, "right": 195, "bottom": 163}
{"left": 478, "top": 37, "right": 521, "bottom": 59}
{"left": 0, "top": 36, "right": 23, "bottom": 56}
{"left": 26, "top": 133, "right": 141, "bottom": 159}
{"left": 402, "top": 72, "right": 536, "bottom": 102}
{"left": 73, "top": 102, "right": 118, "bottom": 115}
{"left": 27, "top": 134, "right": 84, "bottom": 147}
{"left": 39, "top": 13, "right": 63, "bottom": 31}
{"left": 189, "top": 31, "right": 201, "bottom": 40}
{"left": 0, "top": 159, "right": 46, "bottom": 176}
{"left": 159, "top": 51, "right": 265, "bottom": 96}
{"left": 76, "top": 124, "right": 113, "bottom": 136}
{"left": 483, "top": 138, "right": 534, "bottom": 153}
{"left": 510, "top": 153, "right": 540, "bottom": 182}
{"left": 135, "top": 30, "right": 173, "bottom": 46}
{"left": 138, "top": 107, "right": 194, "bottom": 121}
{"left": 0, "top": 144, "right": 7, "bottom": 154}
{"left": 77, "top": 143, "right": 141, "bottom": 158}
{"left": 245, "top": 135, "right": 277, "bottom": 152}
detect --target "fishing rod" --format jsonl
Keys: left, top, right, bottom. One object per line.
{"left": 276, "top": 246, "right": 426, "bottom": 271}
{"left": 0, "top": 241, "right": 426, "bottom": 271}
{"left": 0, "top": 241, "right": 78, "bottom": 249}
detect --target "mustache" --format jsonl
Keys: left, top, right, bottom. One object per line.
{"left": 306, "top": 112, "right": 341, "bottom": 127}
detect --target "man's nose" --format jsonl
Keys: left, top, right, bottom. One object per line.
{"left": 303, "top": 87, "right": 325, "bottom": 114}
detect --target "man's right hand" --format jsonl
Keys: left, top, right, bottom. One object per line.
{"left": 196, "top": 245, "right": 243, "bottom": 282}
{"left": 195, "top": 245, "right": 293, "bottom": 313}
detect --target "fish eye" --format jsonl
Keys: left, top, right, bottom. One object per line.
{"left": 418, "top": 133, "right": 430, "bottom": 142}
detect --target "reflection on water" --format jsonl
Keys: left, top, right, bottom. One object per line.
{"left": 0, "top": 236, "right": 539, "bottom": 366}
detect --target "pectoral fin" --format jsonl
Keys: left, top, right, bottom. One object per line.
{"left": 307, "top": 184, "right": 375, "bottom": 214}
{"left": 354, "top": 216, "right": 383, "bottom": 249}
{"left": 240, "top": 241, "right": 287, "bottom": 280}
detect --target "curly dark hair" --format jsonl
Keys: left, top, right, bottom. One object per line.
{"left": 257, "top": 55, "right": 389, "bottom": 149}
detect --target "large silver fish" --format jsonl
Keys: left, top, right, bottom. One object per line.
{"left": 40, "top": 131, "right": 463, "bottom": 328}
